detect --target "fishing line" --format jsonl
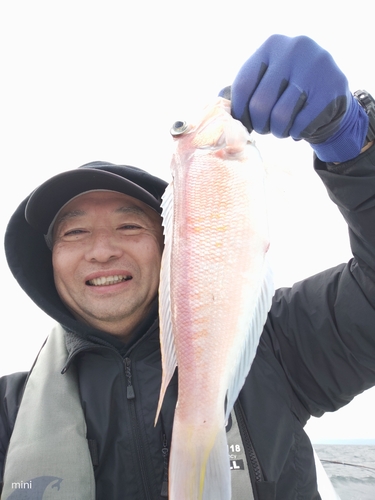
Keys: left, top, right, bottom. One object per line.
{"left": 320, "top": 459, "right": 375, "bottom": 473}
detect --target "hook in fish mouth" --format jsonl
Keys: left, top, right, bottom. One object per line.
{"left": 170, "top": 120, "right": 189, "bottom": 136}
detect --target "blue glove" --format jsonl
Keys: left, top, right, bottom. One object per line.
{"left": 221, "top": 35, "right": 369, "bottom": 163}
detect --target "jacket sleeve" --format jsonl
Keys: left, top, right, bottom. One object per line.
{"left": 0, "top": 372, "right": 28, "bottom": 487}
{"left": 267, "top": 145, "right": 375, "bottom": 417}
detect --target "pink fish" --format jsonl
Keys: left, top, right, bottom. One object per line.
{"left": 156, "top": 97, "right": 273, "bottom": 499}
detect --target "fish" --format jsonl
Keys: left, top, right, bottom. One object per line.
{"left": 155, "top": 97, "right": 274, "bottom": 500}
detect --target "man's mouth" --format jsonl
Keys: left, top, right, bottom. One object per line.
{"left": 86, "top": 275, "right": 132, "bottom": 286}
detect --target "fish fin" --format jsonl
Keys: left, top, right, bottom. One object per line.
{"left": 155, "top": 181, "right": 177, "bottom": 425}
{"left": 169, "top": 415, "right": 231, "bottom": 500}
{"left": 203, "top": 425, "right": 231, "bottom": 500}
{"left": 223, "top": 117, "right": 251, "bottom": 155}
{"left": 225, "top": 258, "right": 274, "bottom": 420}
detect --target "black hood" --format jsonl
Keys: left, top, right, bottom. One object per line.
{"left": 4, "top": 161, "right": 167, "bottom": 344}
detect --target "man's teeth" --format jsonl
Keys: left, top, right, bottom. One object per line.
{"left": 88, "top": 275, "right": 131, "bottom": 286}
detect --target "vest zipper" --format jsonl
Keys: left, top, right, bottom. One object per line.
{"left": 124, "top": 357, "right": 153, "bottom": 500}
{"left": 235, "top": 401, "right": 263, "bottom": 496}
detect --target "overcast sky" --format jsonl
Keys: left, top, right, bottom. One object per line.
{"left": 0, "top": 0, "right": 374, "bottom": 444}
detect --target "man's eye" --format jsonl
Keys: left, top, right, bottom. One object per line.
{"left": 64, "top": 229, "right": 86, "bottom": 236}
{"left": 119, "top": 224, "right": 141, "bottom": 230}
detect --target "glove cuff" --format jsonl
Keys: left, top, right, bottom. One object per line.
{"left": 311, "top": 97, "right": 369, "bottom": 163}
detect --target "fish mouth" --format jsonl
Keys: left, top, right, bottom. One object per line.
{"left": 86, "top": 275, "right": 133, "bottom": 286}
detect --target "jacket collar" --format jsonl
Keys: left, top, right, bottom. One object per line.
{"left": 61, "top": 297, "right": 160, "bottom": 372}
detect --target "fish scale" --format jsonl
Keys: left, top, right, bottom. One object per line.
{"left": 156, "top": 97, "right": 274, "bottom": 500}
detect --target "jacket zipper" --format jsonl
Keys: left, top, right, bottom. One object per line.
{"left": 159, "top": 416, "right": 169, "bottom": 498}
{"left": 235, "top": 401, "right": 263, "bottom": 497}
{"left": 124, "top": 357, "right": 153, "bottom": 500}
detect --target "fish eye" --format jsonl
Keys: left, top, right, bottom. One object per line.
{"left": 170, "top": 120, "right": 189, "bottom": 136}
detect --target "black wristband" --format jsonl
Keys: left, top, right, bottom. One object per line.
{"left": 353, "top": 90, "right": 375, "bottom": 144}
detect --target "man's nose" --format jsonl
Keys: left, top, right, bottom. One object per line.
{"left": 85, "top": 229, "right": 123, "bottom": 262}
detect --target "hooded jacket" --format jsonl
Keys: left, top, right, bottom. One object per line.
{"left": 1, "top": 151, "right": 375, "bottom": 499}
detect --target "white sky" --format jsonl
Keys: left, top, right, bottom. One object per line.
{"left": 0, "top": 0, "right": 374, "bottom": 443}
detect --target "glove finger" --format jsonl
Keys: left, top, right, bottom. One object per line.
{"left": 269, "top": 83, "right": 308, "bottom": 138}
{"left": 246, "top": 66, "right": 294, "bottom": 134}
{"left": 231, "top": 60, "right": 268, "bottom": 129}
{"left": 232, "top": 35, "right": 300, "bottom": 133}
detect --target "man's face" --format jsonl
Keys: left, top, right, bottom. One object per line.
{"left": 52, "top": 190, "right": 163, "bottom": 341}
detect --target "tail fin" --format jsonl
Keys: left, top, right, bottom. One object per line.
{"left": 168, "top": 412, "right": 231, "bottom": 500}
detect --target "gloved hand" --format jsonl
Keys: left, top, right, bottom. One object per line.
{"left": 220, "top": 35, "right": 369, "bottom": 163}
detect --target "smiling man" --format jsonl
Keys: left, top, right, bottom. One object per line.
{"left": 1, "top": 162, "right": 170, "bottom": 499}
{"left": 1, "top": 35, "right": 375, "bottom": 500}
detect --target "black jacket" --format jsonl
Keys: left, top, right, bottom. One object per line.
{"left": 2, "top": 149, "right": 375, "bottom": 499}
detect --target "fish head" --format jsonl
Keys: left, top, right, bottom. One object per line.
{"left": 170, "top": 97, "right": 255, "bottom": 175}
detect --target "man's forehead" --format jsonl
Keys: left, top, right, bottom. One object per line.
{"left": 58, "top": 190, "right": 151, "bottom": 216}
{"left": 57, "top": 205, "right": 148, "bottom": 224}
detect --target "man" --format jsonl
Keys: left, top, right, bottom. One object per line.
{"left": 1, "top": 35, "right": 375, "bottom": 499}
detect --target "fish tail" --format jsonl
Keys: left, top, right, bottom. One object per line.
{"left": 169, "top": 412, "right": 230, "bottom": 500}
